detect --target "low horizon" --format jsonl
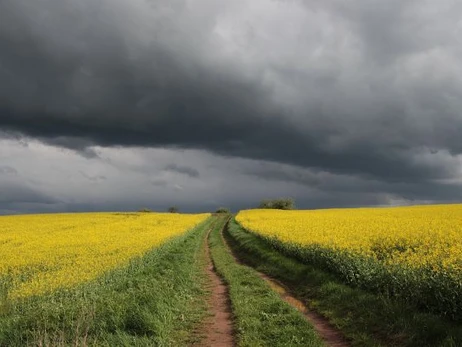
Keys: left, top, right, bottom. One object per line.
{"left": 2, "top": 200, "right": 462, "bottom": 217}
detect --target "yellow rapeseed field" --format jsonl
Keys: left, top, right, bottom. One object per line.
{"left": 0, "top": 212, "right": 209, "bottom": 299}
{"left": 237, "top": 205, "right": 462, "bottom": 318}
{"left": 236, "top": 204, "right": 462, "bottom": 277}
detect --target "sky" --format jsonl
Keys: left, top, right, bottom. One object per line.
{"left": 1, "top": 0, "right": 462, "bottom": 214}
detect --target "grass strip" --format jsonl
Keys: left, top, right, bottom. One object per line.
{"left": 208, "top": 215, "right": 324, "bottom": 347}
{"left": 0, "top": 217, "right": 213, "bottom": 346}
{"left": 226, "top": 218, "right": 462, "bottom": 347}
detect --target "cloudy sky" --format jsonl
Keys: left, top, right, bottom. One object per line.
{"left": 1, "top": 0, "right": 462, "bottom": 214}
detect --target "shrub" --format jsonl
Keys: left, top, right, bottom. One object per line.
{"left": 167, "top": 206, "right": 179, "bottom": 213}
{"left": 215, "top": 207, "right": 230, "bottom": 214}
{"left": 258, "top": 198, "right": 295, "bottom": 210}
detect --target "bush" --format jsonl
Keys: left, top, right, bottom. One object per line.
{"left": 215, "top": 207, "right": 230, "bottom": 214}
{"left": 167, "top": 206, "right": 179, "bottom": 213}
{"left": 258, "top": 198, "right": 295, "bottom": 210}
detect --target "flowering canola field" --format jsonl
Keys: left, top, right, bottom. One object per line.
{"left": 0, "top": 212, "right": 209, "bottom": 299}
{"left": 236, "top": 205, "right": 462, "bottom": 319}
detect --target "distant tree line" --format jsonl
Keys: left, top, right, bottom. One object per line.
{"left": 137, "top": 198, "right": 295, "bottom": 214}
{"left": 138, "top": 207, "right": 179, "bottom": 213}
{"left": 258, "top": 198, "right": 295, "bottom": 210}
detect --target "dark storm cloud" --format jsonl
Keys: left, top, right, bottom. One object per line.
{"left": 245, "top": 160, "right": 462, "bottom": 205}
{"left": 164, "top": 164, "right": 200, "bottom": 178}
{"left": 1, "top": 0, "right": 462, "bottom": 192}
{"left": 0, "top": 183, "right": 59, "bottom": 205}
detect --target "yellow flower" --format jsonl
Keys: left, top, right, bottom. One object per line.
{"left": 236, "top": 204, "right": 462, "bottom": 279}
{"left": 0, "top": 212, "right": 209, "bottom": 299}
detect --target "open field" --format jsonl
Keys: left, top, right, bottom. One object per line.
{"left": 227, "top": 217, "right": 462, "bottom": 346}
{"left": 0, "top": 212, "right": 209, "bottom": 299}
{"left": 236, "top": 205, "right": 462, "bottom": 320}
{"left": 1, "top": 206, "right": 462, "bottom": 346}
{"left": 0, "top": 214, "right": 213, "bottom": 346}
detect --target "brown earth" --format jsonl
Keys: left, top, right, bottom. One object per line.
{"left": 261, "top": 274, "right": 350, "bottom": 347}
{"left": 193, "top": 224, "right": 234, "bottom": 347}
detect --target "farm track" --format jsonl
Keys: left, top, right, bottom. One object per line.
{"left": 220, "top": 220, "right": 350, "bottom": 347}
{"left": 256, "top": 274, "right": 350, "bottom": 347}
{"left": 194, "top": 219, "right": 234, "bottom": 347}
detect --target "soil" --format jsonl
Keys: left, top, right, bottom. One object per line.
{"left": 194, "top": 225, "right": 234, "bottom": 347}
{"left": 261, "top": 274, "right": 350, "bottom": 347}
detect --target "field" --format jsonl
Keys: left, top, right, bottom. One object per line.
{"left": 0, "top": 212, "right": 209, "bottom": 299}
{"left": 1, "top": 207, "right": 462, "bottom": 346}
{"left": 236, "top": 205, "right": 462, "bottom": 320}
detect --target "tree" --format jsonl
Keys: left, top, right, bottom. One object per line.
{"left": 215, "top": 207, "right": 230, "bottom": 214}
{"left": 168, "top": 206, "right": 179, "bottom": 213}
{"left": 258, "top": 198, "right": 295, "bottom": 210}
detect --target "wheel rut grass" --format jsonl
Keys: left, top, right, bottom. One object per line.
{"left": 207, "top": 215, "right": 324, "bottom": 347}
{"left": 221, "top": 219, "right": 349, "bottom": 347}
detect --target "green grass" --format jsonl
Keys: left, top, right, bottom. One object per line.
{"left": 226, "top": 218, "right": 462, "bottom": 347}
{"left": 0, "top": 218, "right": 213, "bottom": 346}
{"left": 208, "top": 216, "right": 324, "bottom": 347}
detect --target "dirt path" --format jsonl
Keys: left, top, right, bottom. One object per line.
{"left": 220, "top": 224, "right": 350, "bottom": 347}
{"left": 194, "top": 222, "right": 234, "bottom": 347}
{"left": 259, "top": 274, "right": 350, "bottom": 347}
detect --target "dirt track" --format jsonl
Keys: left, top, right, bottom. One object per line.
{"left": 195, "top": 223, "right": 234, "bottom": 347}
{"left": 220, "top": 222, "right": 350, "bottom": 347}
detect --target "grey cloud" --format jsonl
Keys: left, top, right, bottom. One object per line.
{"left": 151, "top": 179, "right": 169, "bottom": 187}
{"left": 164, "top": 164, "right": 200, "bottom": 178}
{"left": 0, "top": 182, "right": 59, "bottom": 205}
{"left": 245, "top": 159, "right": 462, "bottom": 205}
{"left": 332, "top": 0, "right": 462, "bottom": 64}
{"left": 1, "top": 0, "right": 462, "bottom": 213}
{"left": 173, "top": 184, "right": 184, "bottom": 191}
{"left": 78, "top": 170, "right": 107, "bottom": 182}
{"left": 1, "top": 140, "right": 461, "bottom": 215}
{"left": 46, "top": 137, "right": 102, "bottom": 158}
{"left": 0, "top": 166, "right": 18, "bottom": 176}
